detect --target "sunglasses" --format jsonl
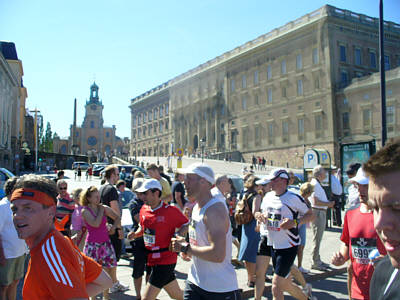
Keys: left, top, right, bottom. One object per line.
{"left": 59, "top": 187, "right": 67, "bottom": 190}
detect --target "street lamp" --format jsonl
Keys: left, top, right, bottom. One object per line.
{"left": 30, "top": 108, "right": 40, "bottom": 172}
{"left": 200, "top": 138, "right": 206, "bottom": 163}
{"left": 156, "top": 137, "right": 161, "bottom": 165}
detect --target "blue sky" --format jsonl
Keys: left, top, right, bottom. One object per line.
{"left": 1, "top": 0, "right": 399, "bottom": 139}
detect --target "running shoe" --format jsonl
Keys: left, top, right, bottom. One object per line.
{"left": 109, "top": 281, "right": 129, "bottom": 293}
{"left": 311, "top": 263, "right": 328, "bottom": 271}
{"left": 298, "top": 266, "right": 310, "bottom": 274}
{"left": 303, "top": 283, "right": 313, "bottom": 298}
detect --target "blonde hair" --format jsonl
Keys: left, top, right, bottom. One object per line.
{"left": 300, "top": 182, "right": 314, "bottom": 198}
{"left": 80, "top": 186, "right": 98, "bottom": 206}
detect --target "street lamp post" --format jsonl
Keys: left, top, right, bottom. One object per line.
{"left": 30, "top": 108, "right": 40, "bottom": 172}
{"left": 200, "top": 138, "right": 206, "bottom": 163}
{"left": 156, "top": 137, "right": 161, "bottom": 165}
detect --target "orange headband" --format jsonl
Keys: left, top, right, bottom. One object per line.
{"left": 10, "top": 188, "right": 56, "bottom": 207}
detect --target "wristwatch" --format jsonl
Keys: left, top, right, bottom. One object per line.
{"left": 180, "top": 242, "right": 190, "bottom": 254}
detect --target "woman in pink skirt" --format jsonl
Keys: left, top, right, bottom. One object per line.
{"left": 81, "top": 186, "right": 121, "bottom": 300}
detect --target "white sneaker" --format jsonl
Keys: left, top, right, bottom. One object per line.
{"left": 299, "top": 266, "right": 310, "bottom": 274}
{"left": 109, "top": 281, "right": 129, "bottom": 293}
{"left": 303, "top": 283, "right": 312, "bottom": 297}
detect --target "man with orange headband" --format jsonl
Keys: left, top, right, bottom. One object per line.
{"left": 10, "top": 174, "right": 112, "bottom": 300}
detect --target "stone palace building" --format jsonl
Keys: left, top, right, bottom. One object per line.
{"left": 130, "top": 5, "right": 400, "bottom": 168}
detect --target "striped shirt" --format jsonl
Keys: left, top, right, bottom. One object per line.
{"left": 23, "top": 229, "right": 101, "bottom": 300}
{"left": 56, "top": 194, "right": 75, "bottom": 220}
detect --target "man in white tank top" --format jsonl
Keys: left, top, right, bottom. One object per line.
{"left": 171, "top": 163, "right": 241, "bottom": 300}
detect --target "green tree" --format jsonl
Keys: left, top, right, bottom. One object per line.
{"left": 40, "top": 122, "right": 54, "bottom": 152}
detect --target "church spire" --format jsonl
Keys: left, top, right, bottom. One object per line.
{"left": 89, "top": 81, "right": 99, "bottom": 103}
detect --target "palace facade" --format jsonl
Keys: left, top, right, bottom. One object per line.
{"left": 130, "top": 5, "right": 400, "bottom": 168}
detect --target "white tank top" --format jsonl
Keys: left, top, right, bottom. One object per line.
{"left": 187, "top": 196, "right": 238, "bottom": 292}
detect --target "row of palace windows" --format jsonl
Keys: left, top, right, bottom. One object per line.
{"left": 240, "top": 115, "right": 324, "bottom": 148}
{"left": 342, "top": 105, "right": 396, "bottom": 133}
{"left": 134, "top": 120, "right": 169, "bottom": 139}
{"left": 230, "top": 49, "right": 319, "bottom": 93}
{"left": 136, "top": 144, "right": 169, "bottom": 157}
{"left": 133, "top": 104, "right": 169, "bottom": 126}
{"left": 339, "top": 44, "right": 400, "bottom": 70}
{"left": 231, "top": 78, "right": 317, "bottom": 111}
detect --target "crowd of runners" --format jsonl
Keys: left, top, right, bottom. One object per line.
{"left": 1, "top": 139, "right": 400, "bottom": 300}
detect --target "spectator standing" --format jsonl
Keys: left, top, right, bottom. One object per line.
{"left": 125, "top": 169, "right": 136, "bottom": 190}
{"left": 147, "top": 164, "right": 172, "bottom": 204}
{"left": 297, "top": 183, "right": 314, "bottom": 274}
{"left": 0, "top": 177, "right": 27, "bottom": 300}
{"left": 77, "top": 166, "right": 82, "bottom": 181}
{"left": 159, "top": 165, "right": 172, "bottom": 186}
{"left": 309, "top": 165, "right": 335, "bottom": 271}
{"left": 70, "top": 188, "right": 87, "bottom": 251}
{"left": 345, "top": 163, "right": 362, "bottom": 210}
{"left": 99, "top": 165, "right": 129, "bottom": 293}
{"left": 364, "top": 140, "right": 400, "bottom": 299}
{"left": 81, "top": 186, "right": 121, "bottom": 300}
{"left": 116, "top": 180, "right": 134, "bottom": 209}
{"left": 227, "top": 178, "right": 241, "bottom": 263}
{"left": 10, "top": 174, "right": 112, "bottom": 300}
{"left": 55, "top": 179, "right": 74, "bottom": 236}
{"left": 172, "top": 172, "right": 186, "bottom": 210}
{"left": 53, "top": 170, "right": 64, "bottom": 183}
{"left": 331, "top": 167, "right": 386, "bottom": 300}
{"left": 119, "top": 168, "right": 127, "bottom": 181}
{"left": 330, "top": 166, "right": 343, "bottom": 226}
{"left": 238, "top": 175, "right": 262, "bottom": 288}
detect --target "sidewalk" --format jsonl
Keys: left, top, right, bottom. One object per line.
{"left": 112, "top": 226, "right": 345, "bottom": 299}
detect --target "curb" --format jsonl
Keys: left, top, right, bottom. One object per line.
{"left": 241, "top": 267, "right": 347, "bottom": 299}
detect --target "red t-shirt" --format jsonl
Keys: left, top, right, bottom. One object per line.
{"left": 340, "top": 207, "right": 386, "bottom": 300}
{"left": 140, "top": 202, "right": 189, "bottom": 266}
{"left": 23, "top": 229, "right": 102, "bottom": 300}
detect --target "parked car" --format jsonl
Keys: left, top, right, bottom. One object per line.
{"left": 72, "top": 161, "right": 90, "bottom": 170}
{"left": 0, "top": 168, "right": 15, "bottom": 198}
{"left": 92, "top": 164, "right": 108, "bottom": 176}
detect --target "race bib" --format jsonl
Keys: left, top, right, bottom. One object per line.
{"left": 188, "top": 219, "right": 198, "bottom": 246}
{"left": 143, "top": 228, "right": 156, "bottom": 247}
{"left": 351, "top": 237, "right": 377, "bottom": 265}
{"left": 267, "top": 211, "right": 282, "bottom": 231}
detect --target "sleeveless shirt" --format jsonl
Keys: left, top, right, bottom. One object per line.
{"left": 187, "top": 196, "right": 238, "bottom": 292}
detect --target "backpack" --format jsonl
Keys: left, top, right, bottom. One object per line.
{"left": 234, "top": 191, "right": 255, "bottom": 225}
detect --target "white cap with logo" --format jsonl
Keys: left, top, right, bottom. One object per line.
{"left": 177, "top": 162, "right": 215, "bottom": 185}
{"left": 135, "top": 178, "right": 162, "bottom": 193}
{"left": 265, "top": 168, "right": 290, "bottom": 180}
{"left": 255, "top": 177, "right": 271, "bottom": 185}
{"left": 350, "top": 167, "right": 369, "bottom": 185}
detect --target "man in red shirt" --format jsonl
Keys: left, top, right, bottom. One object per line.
{"left": 331, "top": 168, "right": 386, "bottom": 300}
{"left": 128, "top": 178, "right": 189, "bottom": 300}
{"left": 10, "top": 174, "right": 112, "bottom": 300}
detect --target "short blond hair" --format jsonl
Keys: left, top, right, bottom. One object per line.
{"left": 300, "top": 182, "right": 314, "bottom": 198}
